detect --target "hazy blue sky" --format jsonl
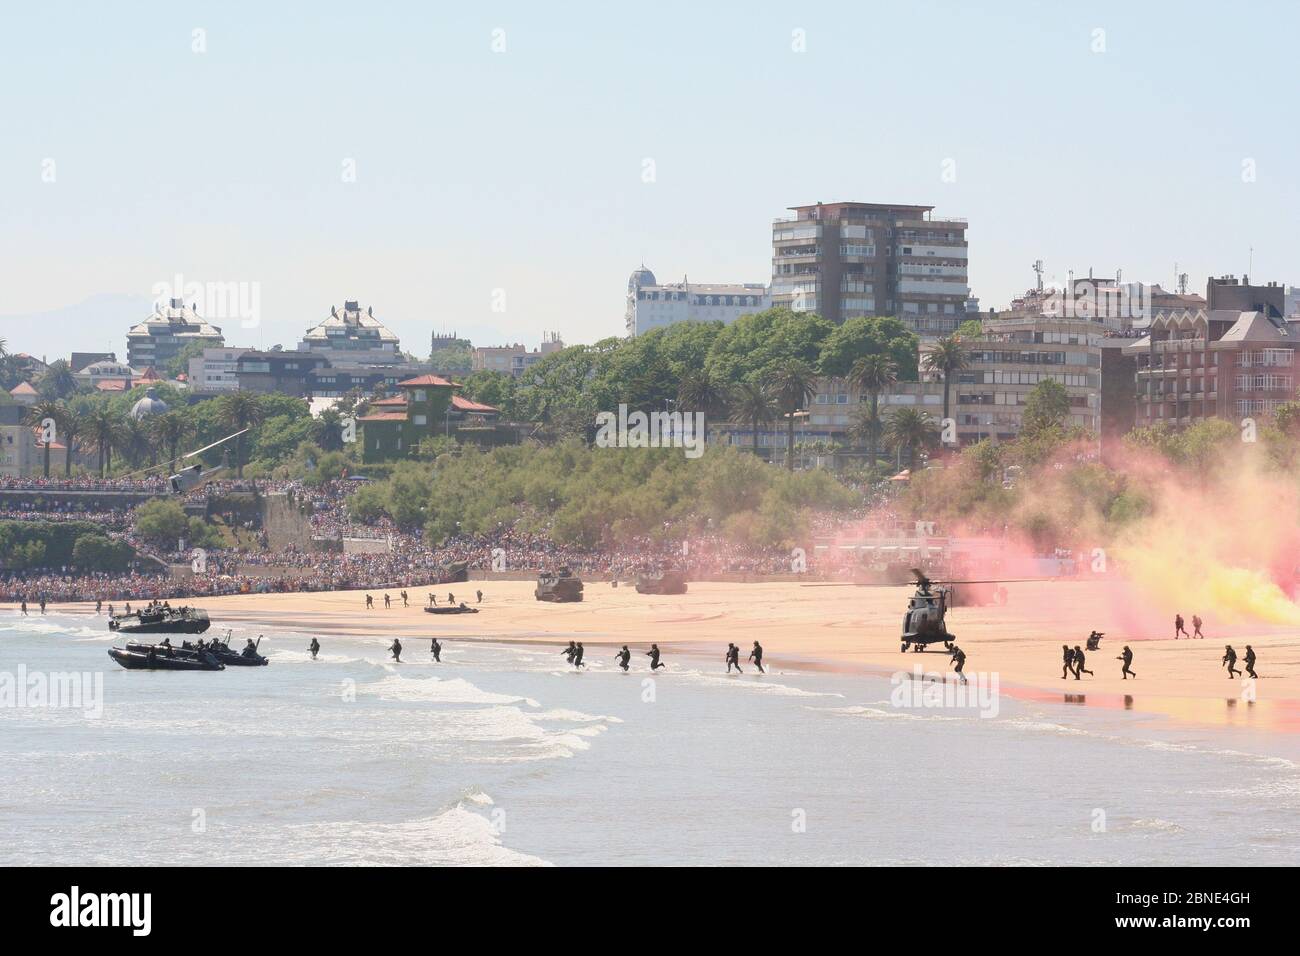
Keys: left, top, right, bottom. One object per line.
{"left": 2, "top": 0, "right": 1298, "bottom": 360}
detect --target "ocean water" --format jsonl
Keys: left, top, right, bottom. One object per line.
{"left": 2, "top": 613, "right": 1299, "bottom": 866}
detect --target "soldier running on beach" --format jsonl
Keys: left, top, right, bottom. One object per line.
{"left": 950, "top": 644, "right": 968, "bottom": 685}
{"left": 401, "top": 590, "right": 409, "bottom": 607}
{"left": 749, "top": 641, "right": 766, "bottom": 674}
{"left": 430, "top": 637, "right": 442, "bottom": 662}
{"left": 476, "top": 590, "right": 483, "bottom": 604}
{"left": 1244, "top": 645, "right": 1257, "bottom": 679}
{"left": 1174, "top": 614, "right": 1189, "bottom": 639}
{"left": 1117, "top": 645, "right": 1136, "bottom": 679}
{"left": 725, "top": 643, "right": 743, "bottom": 674}
{"left": 383, "top": 593, "right": 391, "bottom": 609}
{"left": 563, "top": 640, "right": 577, "bottom": 665}
{"left": 1072, "top": 645, "right": 1093, "bottom": 678}
{"left": 447, "top": 592, "right": 455, "bottom": 605}
{"left": 365, "top": 594, "right": 374, "bottom": 610}
{"left": 1222, "top": 645, "right": 1240, "bottom": 678}
{"left": 572, "top": 642, "right": 586, "bottom": 669}
{"left": 1192, "top": 614, "right": 1205, "bottom": 639}
{"left": 96, "top": 599, "right": 102, "bottom": 614}
{"left": 615, "top": 645, "right": 631, "bottom": 671}
{"left": 19, "top": 599, "right": 27, "bottom": 616}
{"left": 428, "top": 593, "right": 437, "bottom": 606}
{"left": 647, "top": 643, "right": 665, "bottom": 670}
{"left": 1061, "top": 644, "right": 1074, "bottom": 680}
{"left": 309, "top": 637, "right": 320, "bottom": 660}
{"left": 389, "top": 638, "right": 403, "bottom": 663}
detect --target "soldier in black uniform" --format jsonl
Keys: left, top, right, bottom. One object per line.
{"left": 1223, "top": 645, "right": 1240, "bottom": 678}
{"left": 1061, "top": 644, "right": 1074, "bottom": 680}
{"left": 563, "top": 640, "right": 577, "bottom": 665}
{"left": 646, "top": 643, "right": 665, "bottom": 670}
{"left": 950, "top": 644, "right": 968, "bottom": 685}
{"left": 615, "top": 645, "right": 631, "bottom": 671}
{"left": 430, "top": 637, "right": 442, "bottom": 662}
{"left": 1117, "top": 645, "right": 1135, "bottom": 679}
{"left": 389, "top": 638, "right": 402, "bottom": 663}
{"left": 1243, "top": 645, "right": 1257, "bottom": 679}
{"left": 572, "top": 642, "right": 586, "bottom": 669}
{"left": 1072, "top": 644, "right": 1093, "bottom": 678}
{"left": 725, "top": 643, "right": 743, "bottom": 674}
{"left": 308, "top": 637, "right": 320, "bottom": 660}
{"left": 749, "top": 641, "right": 766, "bottom": 674}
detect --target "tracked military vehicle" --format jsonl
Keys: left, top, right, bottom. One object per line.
{"left": 634, "top": 569, "right": 688, "bottom": 595}
{"left": 535, "top": 567, "right": 584, "bottom": 602}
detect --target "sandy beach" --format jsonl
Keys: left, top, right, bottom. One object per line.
{"left": 40, "top": 577, "right": 1300, "bottom": 731}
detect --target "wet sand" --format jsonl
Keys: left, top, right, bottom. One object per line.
{"left": 35, "top": 578, "right": 1300, "bottom": 731}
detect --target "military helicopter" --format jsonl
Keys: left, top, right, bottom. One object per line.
{"left": 899, "top": 568, "right": 1009, "bottom": 652}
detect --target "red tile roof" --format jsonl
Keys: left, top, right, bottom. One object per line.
{"left": 357, "top": 412, "right": 409, "bottom": 422}
{"left": 368, "top": 395, "right": 409, "bottom": 407}
{"left": 9, "top": 382, "right": 37, "bottom": 395}
{"left": 96, "top": 380, "right": 128, "bottom": 391}
{"left": 451, "top": 395, "right": 499, "bottom": 412}
{"left": 398, "top": 374, "right": 461, "bottom": 388}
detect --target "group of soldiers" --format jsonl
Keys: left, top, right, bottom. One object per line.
{"left": 1054, "top": 624, "right": 1262, "bottom": 681}
{"left": 364, "top": 590, "right": 484, "bottom": 610}
{"left": 725, "top": 641, "right": 765, "bottom": 674}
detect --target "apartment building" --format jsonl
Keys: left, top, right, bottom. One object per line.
{"left": 625, "top": 267, "right": 770, "bottom": 335}
{"left": 126, "top": 298, "right": 224, "bottom": 368}
{"left": 298, "top": 300, "right": 401, "bottom": 366}
{"left": 1129, "top": 309, "right": 1300, "bottom": 426}
{"left": 188, "top": 347, "right": 247, "bottom": 394}
{"left": 472, "top": 333, "right": 564, "bottom": 376}
{"left": 771, "top": 201, "right": 969, "bottom": 337}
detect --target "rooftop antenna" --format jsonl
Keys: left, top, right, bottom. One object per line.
{"left": 1032, "top": 259, "right": 1044, "bottom": 293}
{"left": 1249, "top": 246, "right": 1254, "bottom": 279}
{"left": 1178, "top": 272, "right": 1189, "bottom": 294}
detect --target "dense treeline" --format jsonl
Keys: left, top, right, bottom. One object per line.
{"left": 0, "top": 520, "right": 134, "bottom": 571}
{"left": 348, "top": 441, "right": 858, "bottom": 549}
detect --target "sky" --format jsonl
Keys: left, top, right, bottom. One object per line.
{"left": 2, "top": 0, "right": 1298, "bottom": 362}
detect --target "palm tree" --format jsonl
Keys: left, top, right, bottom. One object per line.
{"left": 150, "top": 411, "right": 191, "bottom": 467}
{"left": 847, "top": 354, "right": 899, "bottom": 469}
{"left": 676, "top": 368, "right": 730, "bottom": 422}
{"left": 766, "top": 358, "right": 818, "bottom": 471}
{"left": 216, "top": 392, "right": 264, "bottom": 477}
{"left": 883, "top": 407, "right": 937, "bottom": 470}
{"left": 85, "top": 408, "right": 120, "bottom": 478}
{"left": 60, "top": 409, "right": 82, "bottom": 476}
{"left": 24, "top": 399, "right": 65, "bottom": 478}
{"left": 119, "top": 417, "right": 152, "bottom": 467}
{"left": 36, "top": 359, "right": 77, "bottom": 400}
{"left": 728, "top": 382, "right": 776, "bottom": 458}
{"left": 922, "top": 334, "right": 970, "bottom": 428}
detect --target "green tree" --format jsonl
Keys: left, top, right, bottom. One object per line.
{"left": 728, "top": 381, "right": 776, "bottom": 457}
{"left": 36, "top": 359, "right": 77, "bottom": 400}
{"left": 922, "top": 333, "right": 970, "bottom": 426}
{"left": 883, "top": 406, "right": 937, "bottom": 470}
{"left": 818, "top": 315, "right": 918, "bottom": 379}
{"left": 133, "top": 499, "right": 190, "bottom": 549}
{"left": 150, "top": 411, "right": 191, "bottom": 467}
{"left": 677, "top": 367, "right": 730, "bottom": 421}
{"left": 1021, "top": 378, "right": 1071, "bottom": 436}
{"left": 24, "top": 399, "right": 65, "bottom": 478}
{"left": 847, "top": 353, "right": 899, "bottom": 467}
{"left": 766, "top": 358, "right": 818, "bottom": 471}
{"left": 216, "top": 391, "right": 265, "bottom": 477}
{"left": 85, "top": 408, "right": 120, "bottom": 477}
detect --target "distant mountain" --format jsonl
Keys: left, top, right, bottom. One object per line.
{"left": 0, "top": 293, "right": 153, "bottom": 363}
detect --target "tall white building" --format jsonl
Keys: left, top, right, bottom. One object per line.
{"left": 625, "top": 267, "right": 770, "bottom": 336}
